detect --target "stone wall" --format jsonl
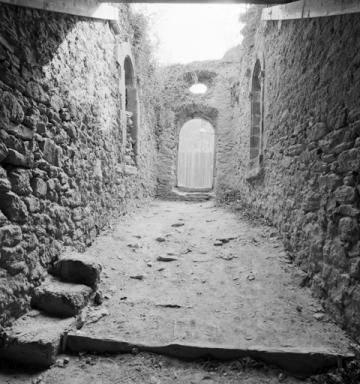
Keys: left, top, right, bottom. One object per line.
{"left": 219, "top": 7, "right": 360, "bottom": 338}
{"left": 0, "top": 4, "right": 157, "bottom": 326}
{"left": 155, "top": 58, "right": 241, "bottom": 198}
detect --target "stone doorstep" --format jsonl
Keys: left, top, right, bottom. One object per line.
{"left": 0, "top": 312, "right": 75, "bottom": 367}
{"left": 31, "top": 278, "right": 93, "bottom": 318}
{"left": 65, "top": 332, "right": 355, "bottom": 377}
{"left": 53, "top": 253, "right": 102, "bottom": 289}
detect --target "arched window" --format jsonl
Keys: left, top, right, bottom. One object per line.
{"left": 249, "top": 59, "right": 263, "bottom": 171}
{"left": 124, "top": 56, "right": 138, "bottom": 165}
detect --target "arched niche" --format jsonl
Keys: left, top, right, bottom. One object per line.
{"left": 124, "top": 55, "right": 138, "bottom": 165}
{"left": 249, "top": 59, "right": 263, "bottom": 171}
{"left": 177, "top": 118, "right": 216, "bottom": 192}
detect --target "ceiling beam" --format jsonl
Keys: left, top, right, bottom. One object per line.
{"left": 0, "top": 0, "right": 119, "bottom": 20}
{"left": 262, "top": 0, "right": 360, "bottom": 20}
{"left": 99, "top": 0, "right": 294, "bottom": 3}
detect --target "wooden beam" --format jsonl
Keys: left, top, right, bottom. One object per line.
{"left": 99, "top": 0, "right": 295, "bottom": 3}
{"left": 0, "top": 0, "right": 119, "bottom": 20}
{"left": 262, "top": 0, "right": 360, "bottom": 21}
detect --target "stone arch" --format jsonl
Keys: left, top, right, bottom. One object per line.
{"left": 249, "top": 58, "right": 264, "bottom": 174}
{"left": 175, "top": 104, "right": 218, "bottom": 191}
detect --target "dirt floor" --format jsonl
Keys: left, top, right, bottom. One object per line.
{"left": 0, "top": 200, "right": 356, "bottom": 383}
{"left": 0, "top": 352, "right": 309, "bottom": 384}
{"left": 73, "top": 200, "right": 350, "bottom": 354}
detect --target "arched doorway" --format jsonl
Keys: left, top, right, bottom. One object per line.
{"left": 177, "top": 118, "right": 215, "bottom": 191}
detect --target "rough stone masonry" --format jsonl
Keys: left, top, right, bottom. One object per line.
{"left": 1, "top": 1, "right": 360, "bottom": 348}
{"left": 155, "top": 7, "right": 360, "bottom": 340}
{"left": 0, "top": 3, "right": 158, "bottom": 326}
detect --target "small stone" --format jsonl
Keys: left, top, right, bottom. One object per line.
{"left": 157, "top": 255, "right": 178, "bottom": 262}
{"left": 127, "top": 243, "right": 140, "bottom": 249}
{"left": 94, "top": 291, "right": 103, "bottom": 306}
{"left": 156, "top": 237, "right": 166, "bottom": 242}
{"left": 313, "top": 312, "right": 325, "bottom": 321}
{"left": 247, "top": 273, "right": 255, "bottom": 281}
{"left": 171, "top": 223, "right": 184, "bottom": 227}
{"left": 130, "top": 274, "right": 144, "bottom": 280}
{"left": 213, "top": 240, "right": 223, "bottom": 246}
{"left": 278, "top": 372, "right": 287, "bottom": 382}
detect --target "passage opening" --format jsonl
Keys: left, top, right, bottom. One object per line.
{"left": 189, "top": 83, "right": 207, "bottom": 94}
{"left": 177, "top": 118, "right": 215, "bottom": 191}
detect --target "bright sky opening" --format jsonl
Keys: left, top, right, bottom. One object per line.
{"left": 132, "top": 4, "right": 249, "bottom": 65}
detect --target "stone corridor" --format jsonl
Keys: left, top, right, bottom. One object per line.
{"left": 1, "top": 0, "right": 360, "bottom": 382}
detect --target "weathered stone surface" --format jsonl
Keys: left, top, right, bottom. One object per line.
{"left": 54, "top": 253, "right": 102, "bottom": 288}
{"left": 0, "top": 312, "right": 74, "bottom": 367}
{"left": 31, "top": 177, "right": 47, "bottom": 198}
{"left": 31, "top": 278, "right": 92, "bottom": 317}
{"left": 3, "top": 148, "right": 33, "bottom": 168}
{"left": 8, "top": 168, "right": 32, "bottom": 196}
{"left": 5, "top": 124, "right": 34, "bottom": 141}
{"left": 0, "top": 91, "right": 24, "bottom": 123}
{"left": 0, "top": 191, "right": 28, "bottom": 223}
{"left": 0, "top": 224, "right": 22, "bottom": 247}
{"left": 41, "top": 139, "right": 63, "bottom": 167}
{"left": 0, "top": 142, "right": 8, "bottom": 162}
{"left": 308, "top": 122, "right": 328, "bottom": 142}
{"left": 0, "top": 2, "right": 157, "bottom": 326}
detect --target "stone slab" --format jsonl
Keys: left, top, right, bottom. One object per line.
{"left": 53, "top": 253, "right": 102, "bottom": 288}
{"left": 0, "top": 312, "right": 74, "bottom": 367}
{"left": 66, "top": 333, "right": 354, "bottom": 376}
{"left": 31, "top": 278, "right": 93, "bottom": 317}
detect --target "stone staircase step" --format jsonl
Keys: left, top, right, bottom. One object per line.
{"left": 31, "top": 278, "right": 93, "bottom": 318}
{"left": 53, "top": 253, "right": 102, "bottom": 288}
{"left": 169, "top": 189, "right": 214, "bottom": 202}
{"left": 0, "top": 311, "right": 74, "bottom": 367}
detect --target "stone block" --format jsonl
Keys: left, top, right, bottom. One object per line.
{"left": 31, "top": 278, "right": 92, "bottom": 318}
{"left": 41, "top": 139, "right": 63, "bottom": 167}
{"left": 54, "top": 253, "right": 102, "bottom": 288}
{"left": 334, "top": 186, "right": 356, "bottom": 204}
{"left": 0, "top": 177, "right": 11, "bottom": 194}
{"left": 302, "top": 193, "right": 321, "bottom": 212}
{"left": 31, "top": 177, "right": 47, "bottom": 198}
{"left": 0, "top": 312, "right": 74, "bottom": 367}
{"left": 308, "top": 122, "right": 328, "bottom": 142}
{"left": 0, "top": 191, "right": 28, "bottom": 223}
{"left": 26, "top": 81, "right": 49, "bottom": 105}
{"left": 0, "top": 245, "right": 26, "bottom": 276}
{"left": 0, "top": 225, "right": 22, "bottom": 247}
{"left": 3, "top": 149, "right": 34, "bottom": 168}
{"left": 337, "top": 148, "right": 360, "bottom": 173}
{"left": 5, "top": 124, "right": 34, "bottom": 141}
{"left": 0, "top": 91, "right": 24, "bottom": 124}
{"left": 339, "top": 217, "right": 358, "bottom": 243}
{"left": 8, "top": 169, "right": 32, "bottom": 196}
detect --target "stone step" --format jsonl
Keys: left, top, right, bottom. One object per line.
{"left": 0, "top": 311, "right": 74, "bottom": 367}
{"left": 65, "top": 333, "right": 355, "bottom": 376}
{"left": 169, "top": 189, "right": 214, "bottom": 202}
{"left": 53, "top": 253, "right": 102, "bottom": 288}
{"left": 31, "top": 277, "right": 93, "bottom": 318}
